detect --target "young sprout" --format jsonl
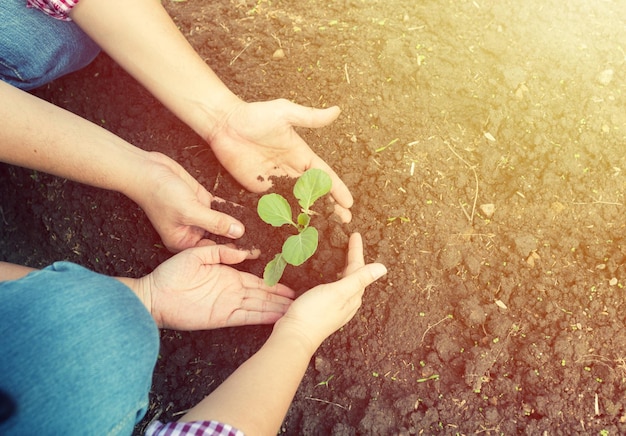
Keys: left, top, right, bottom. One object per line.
{"left": 257, "top": 168, "right": 332, "bottom": 286}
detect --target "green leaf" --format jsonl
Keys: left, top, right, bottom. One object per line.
{"left": 263, "top": 253, "right": 287, "bottom": 286}
{"left": 293, "top": 169, "right": 332, "bottom": 211}
{"left": 282, "top": 226, "right": 318, "bottom": 266}
{"left": 297, "top": 212, "right": 310, "bottom": 228}
{"left": 257, "top": 193, "right": 294, "bottom": 227}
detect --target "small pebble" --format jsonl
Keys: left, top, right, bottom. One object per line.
{"left": 272, "top": 48, "right": 285, "bottom": 59}
{"left": 597, "top": 69, "right": 614, "bottom": 86}
{"left": 480, "top": 203, "right": 495, "bottom": 218}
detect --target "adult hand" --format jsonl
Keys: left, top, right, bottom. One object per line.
{"left": 273, "top": 233, "right": 387, "bottom": 353}
{"left": 207, "top": 99, "right": 354, "bottom": 222}
{"left": 133, "top": 152, "right": 247, "bottom": 252}
{"left": 134, "top": 244, "right": 295, "bottom": 330}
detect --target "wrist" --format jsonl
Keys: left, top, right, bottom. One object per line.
{"left": 191, "top": 90, "right": 245, "bottom": 142}
{"left": 271, "top": 318, "right": 323, "bottom": 357}
{"left": 115, "top": 275, "right": 156, "bottom": 323}
{"left": 119, "top": 151, "right": 174, "bottom": 209}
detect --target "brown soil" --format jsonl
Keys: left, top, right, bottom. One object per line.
{"left": 2, "top": 0, "right": 626, "bottom": 434}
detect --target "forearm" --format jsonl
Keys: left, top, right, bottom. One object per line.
{"left": 70, "top": 0, "right": 242, "bottom": 141}
{"left": 180, "top": 327, "right": 316, "bottom": 435}
{"left": 0, "top": 81, "right": 154, "bottom": 202}
{"left": 0, "top": 262, "right": 37, "bottom": 281}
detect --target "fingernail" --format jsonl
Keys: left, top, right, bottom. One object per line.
{"left": 227, "top": 223, "right": 244, "bottom": 238}
{"left": 371, "top": 264, "right": 387, "bottom": 280}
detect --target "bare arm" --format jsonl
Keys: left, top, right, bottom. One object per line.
{"left": 0, "top": 262, "right": 36, "bottom": 281}
{"left": 69, "top": 0, "right": 241, "bottom": 141}
{"left": 0, "top": 80, "right": 149, "bottom": 196}
{"left": 180, "top": 326, "right": 313, "bottom": 435}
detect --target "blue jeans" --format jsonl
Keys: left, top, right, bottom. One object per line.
{"left": 0, "top": 262, "right": 159, "bottom": 435}
{"left": 0, "top": 0, "right": 100, "bottom": 90}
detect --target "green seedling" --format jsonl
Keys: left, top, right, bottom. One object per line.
{"left": 375, "top": 137, "right": 399, "bottom": 153}
{"left": 316, "top": 375, "right": 335, "bottom": 387}
{"left": 257, "top": 168, "right": 332, "bottom": 286}
{"left": 416, "top": 374, "right": 440, "bottom": 383}
{"left": 387, "top": 215, "right": 410, "bottom": 224}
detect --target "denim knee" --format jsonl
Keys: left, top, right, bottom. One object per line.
{"left": 0, "top": 0, "right": 101, "bottom": 90}
{"left": 0, "top": 262, "right": 159, "bottom": 435}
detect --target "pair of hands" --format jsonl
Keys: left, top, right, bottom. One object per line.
{"left": 136, "top": 98, "right": 353, "bottom": 253}
{"left": 132, "top": 233, "right": 386, "bottom": 338}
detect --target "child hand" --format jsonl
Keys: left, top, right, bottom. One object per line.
{"left": 273, "top": 233, "right": 387, "bottom": 353}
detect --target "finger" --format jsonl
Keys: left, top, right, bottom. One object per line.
{"left": 223, "top": 287, "right": 296, "bottom": 327}
{"left": 278, "top": 100, "right": 354, "bottom": 207}
{"left": 283, "top": 101, "right": 341, "bottom": 129}
{"left": 187, "top": 202, "right": 245, "bottom": 239}
{"left": 330, "top": 179, "right": 354, "bottom": 211}
{"left": 308, "top": 157, "right": 354, "bottom": 210}
{"left": 215, "top": 245, "right": 257, "bottom": 264}
{"left": 343, "top": 233, "right": 365, "bottom": 276}
{"left": 241, "top": 288, "right": 295, "bottom": 310}
{"left": 195, "top": 239, "right": 217, "bottom": 247}
{"left": 203, "top": 240, "right": 260, "bottom": 259}
{"left": 187, "top": 244, "right": 249, "bottom": 266}
{"left": 226, "top": 309, "right": 288, "bottom": 327}
{"left": 239, "top": 272, "right": 296, "bottom": 298}
{"left": 210, "top": 196, "right": 244, "bottom": 209}
{"left": 194, "top": 182, "right": 217, "bottom": 208}
{"left": 243, "top": 248, "right": 261, "bottom": 259}
{"left": 341, "top": 263, "right": 387, "bottom": 295}
{"left": 195, "top": 238, "right": 260, "bottom": 257}
{"left": 333, "top": 203, "right": 352, "bottom": 224}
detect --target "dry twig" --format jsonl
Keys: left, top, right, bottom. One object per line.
{"left": 305, "top": 396, "right": 349, "bottom": 410}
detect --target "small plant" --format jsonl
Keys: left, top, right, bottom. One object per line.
{"left": 257, "top": 168, "right": 332, "bottom": 286}
{"left": 416, "top": 374, "right": 440, "bottom": 383}
{"left": 387, "top": 215, "right": 410, "bottom": 224}
{"left": 316, "top": 374, "right": 335, "bottom": 387}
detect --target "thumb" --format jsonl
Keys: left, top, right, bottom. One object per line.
{"left": 188, "top": 202, "right": 245, "bottom": 239}
{"left": 341, "top": 263, "right": 387, "bottom": 292}
{"left": 283, "top": 101, "right": 341, "bottom": 129}
{"left": 188, "top": 244, "right": 250, "bottom": 266}
{"left": 307, "top": 159, "right": 354, "bottom": 210}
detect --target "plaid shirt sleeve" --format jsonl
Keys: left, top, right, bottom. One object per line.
{"left": 145, "top": 420, "right": 245, "bottom": 436}
{"left": 26, "top": 0, "right": 80, "bottom": 21}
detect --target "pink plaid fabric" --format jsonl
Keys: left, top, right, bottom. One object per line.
{"left": 26, "top": 0, "right": 79, "bottom": 21}
{"left": 145, "top": 420, "right": 245, "bottom": 436}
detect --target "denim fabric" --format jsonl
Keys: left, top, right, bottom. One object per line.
{"left": 0, "top": 0, "right": 100, "bottom": 90}
{"left": 0, "top": 262, "right": 159, "bottom": 435}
